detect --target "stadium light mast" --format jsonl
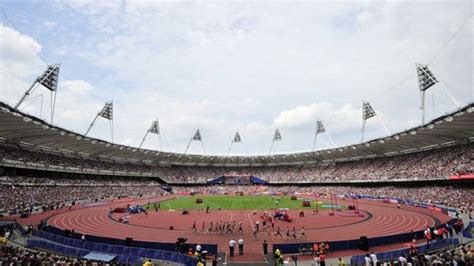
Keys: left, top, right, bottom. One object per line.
{"left": 224, "top": 131, "right": 242, "bottom": 166}
{"left": 415, "top": 63, "right": 460, "bottom": 125}
{"left": 416, "top": 63, "right": 438, "bottom": 125}
{"left": 85, "top": 101, "right": 114, "bottom": 142}
{"left": 268, "top": 129, "right": 282, "bottom": 154}
{"left": 312, "top": 120, "right": 326, "bottom": 151}
{"left": 184, "top": 129, "right": 206, "bottom": 155}
{"left": 139, "top": 119, "right": 161, "bottom": 150}
{"left": 361, "top": 101, "right": 376, "bottom": 143}
{"left": 227, "top": 131, "right": 242, "bottom": 157}
{"left": 15, "top": 64, "right": 60, "bottom": 123}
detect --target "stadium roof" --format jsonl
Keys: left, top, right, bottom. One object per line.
{"left": 0, "top": 101, "right": 473, "bottom": 167}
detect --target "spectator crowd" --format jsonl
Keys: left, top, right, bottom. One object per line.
{"left": 0, "top": 174, "right": 167, "bottom": 215}
{"left": 0, "top": 244, "right": 113, "bottom": 265}
{"left": 0, "top": 142, "right": 472, "bottom": 217}
{"left": 391, "top": 243, "right": 473, "bottom": 265}
{"left": 1, "top": 143, "right": 472, "bottom": 183}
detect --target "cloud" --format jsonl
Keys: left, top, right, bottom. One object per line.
{"left": 61, "top": 80, "right": 94, "bottom": 95}
{"left": 0, "top": 23, "right": 45, "bottom": 105}
{"left": 0, "top": 23, "right": 105, "bottom": 136}
{"left": 273, "top": 102, "right": 341, "bottom": 129}
{"left": 1, "top": 1, "right": 472, "bottom": 154}
{"left": 270, "top": 102, "right": 395, "bottom": 150}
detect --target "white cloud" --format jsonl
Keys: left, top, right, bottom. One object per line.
{"left": 273, "top": 103, "right": 340, "bottom": 129}
{"left": 61, "top": 80, "right": 94, "bottom": 95}
{"left": 1, "top": 1, "right": 472, "bottom": 154}
{"left": 0, "top": 23, "right": 45, "bottom": 105}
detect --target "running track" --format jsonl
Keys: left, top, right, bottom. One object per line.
{"left": 47, "top": 196, "right": 451, "bottom": 262}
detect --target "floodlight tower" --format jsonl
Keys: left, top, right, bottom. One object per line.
{"left": 416, "top": 63, "right": 438, "bottom": 125}
{"left": 361, "top": 101, "right": 376, "bottom": 143}
{"left": 223, "top": 131, "right": 243, "bottom": 166}
{"left": 312, "top": 120, "right": 326, "bottom": 151}
{"left": 15, "top": 64, "right": 60, "bottom": 123}
{"left": 85, "top": 101, "right": 114, "bottom": 142}
{"left": 139, "top": 119, "right": 161, "bottom": 150}
{"left": 227, "top": 131, "right": 242, "bottom": 156}
{"left": 269, "top": 129, "right": 282, "bottom": 154}
{"left": 184, "top": 129, "right": 206, "bottom": 154}
{"left": 415, "top": 63, "right": 460, "bottom": 124}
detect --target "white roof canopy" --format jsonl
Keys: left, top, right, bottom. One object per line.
{"left": 0, "top": 101, "right": 473, "bottom": 167}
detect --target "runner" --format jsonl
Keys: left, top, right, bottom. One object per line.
{"left": 275, "top": 227, "right": 283, "bottom": 238}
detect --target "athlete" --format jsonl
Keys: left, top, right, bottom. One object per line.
{"left": 275, "top": 227, "right": 283, "bottom": 238}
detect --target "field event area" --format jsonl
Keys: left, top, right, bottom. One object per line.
{"left": 146, "top": 195, "right": 338, "bottom": 211}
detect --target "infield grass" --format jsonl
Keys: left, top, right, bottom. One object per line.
{"left": 144, "top": 195, "right": 343, "bottom": 211}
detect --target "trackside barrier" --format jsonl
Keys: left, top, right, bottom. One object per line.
{"left": 462, "top": 222, "right": 473, "bottom": 238}
{"left": 27, "top": 239, "right": 89, "bottom": 258}
{"left": 273, "top": 239, "right": 358, "bottom": 254}
{"left": 27, "top": 239, "right": 142, "bottom": 264}
{"left": 32, "top": 230, "right": 198, "bottom": 266}
{"left": 15, "top": 222, "right": 27, "bottom": 235}
{"left": 272, "top": 217, "right": 457, "bottom": 255}
{"left": 43, "top": 225, "right": 218, "bottom": 255}
{"left": 350, "top": 238, "right": 459, "bottom": 265}
{"left": 273, "top": 230, "right": 426, "bottom": 255}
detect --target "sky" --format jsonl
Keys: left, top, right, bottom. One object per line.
{"left": 0, "top": 0, "right": 472, "bottom": 155}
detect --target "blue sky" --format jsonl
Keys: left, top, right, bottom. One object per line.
{"left": 0, "top": 0, "right": 122, "bottom": 95}
{"left": 0, "top": 0, "right": 472, "bottom": 155}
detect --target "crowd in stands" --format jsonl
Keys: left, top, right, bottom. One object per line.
{"left": 0, "top": 174, "right": 167, "bottom": 215}
{"left": 0, "top": 142, "right": 472, "bottom": 217}
{"left": 392, "top": 243, "right": 473, "bottom": 265}
{"left": 172, "top": 185, "right": 473, "bottom": 210}
{"left": 1, "top": 143, "right": 472, "bottom": 183}
{"left": 96, "top": 142, "right": 473, "bottom": 183}
{"left": 0, "top": 185, "right": 164, "bottom": 215}
{"left": 178, "top": 143, "right": 472, "bottom": 183}
{"left": 0, "top": 145, "right": 156, "bottom": 174}
{"left": 0, "top": 245, "right": 109, "bottom": 265}
{"left": 0, "top": 175, "right": 161, "bottom": 187}
{"left": 0, "top": 174, "right": 471, "bottom": 215}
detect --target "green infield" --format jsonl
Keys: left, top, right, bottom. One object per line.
{"left": 144, "top": 195, "right": 346, "bottom": 211}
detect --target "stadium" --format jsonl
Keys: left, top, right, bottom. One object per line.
{"left": 0, "top": 1, "right": 473, "bottom": 266}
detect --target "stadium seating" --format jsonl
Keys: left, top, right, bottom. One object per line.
{"left": 1, "top": 142, "right": 472, "bottom": 184}
{"left": 31, "top": 230, "right": 198, "bottom": 265}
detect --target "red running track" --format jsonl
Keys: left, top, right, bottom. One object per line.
{"left": 47, "top": 196, "right": 451, "bottom": 263}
